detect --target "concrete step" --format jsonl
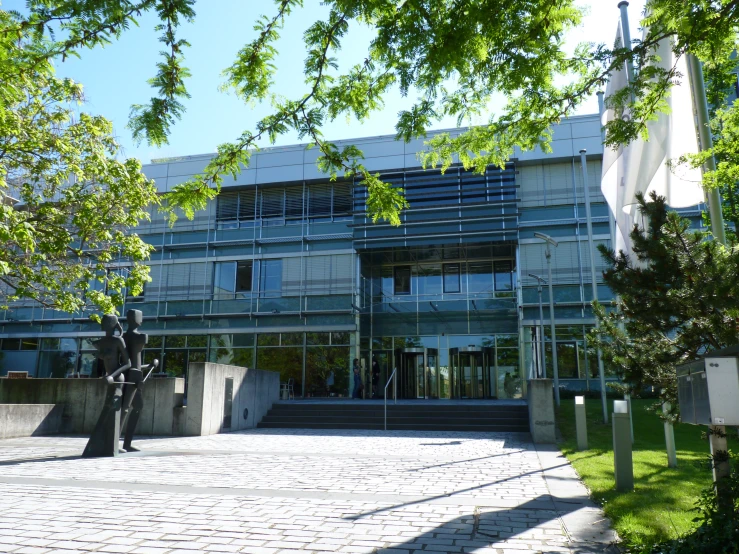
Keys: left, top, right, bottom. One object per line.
{"left": 262, "top": 414, "right": 528, "bottom": 425}
{"left": 258, "top": 402, "right": 530, "bottom": 432}
{"left": 257, "top": 421, "right": 530, "bottom": 432}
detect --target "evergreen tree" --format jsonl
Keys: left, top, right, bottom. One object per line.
{"left": 592, "top": 193, "right": 739, "bottom": 404}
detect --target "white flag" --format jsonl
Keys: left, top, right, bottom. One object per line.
{"left": 600, "top": 23, "right": 635, "bottom": 256}
{"left": 601, "top": 23, "right": 706, "bottom": 257}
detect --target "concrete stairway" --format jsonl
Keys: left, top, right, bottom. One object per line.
{"left": 257, "top": 402, "right": 529, "bottom": 432}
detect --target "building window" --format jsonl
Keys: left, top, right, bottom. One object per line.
{"left": 261, "top": 188, "right": 285, "bottom": 225}
{"left": 308, "top": 184, "right": 332, "bottom": 220}
{"left": 442, "top": 263, "right": 460, "bottom": 293}
{"left": 494, "top": 260, "right": 513, "bottom": 292}
{"left": 236, "top": 261, "right": 253, "bottom": 292}
{"left": 259, "top": 259, "right": 283, "bottom": 296}
{"left": 394, "top": 266, "right": 411, "bottom": 295}
{"left": 213, "top": 262, "right": 236, "bottom": 297}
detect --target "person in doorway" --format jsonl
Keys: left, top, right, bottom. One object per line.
{"left": 326, "top": 370, "right": 335, "bottom": 397}
{"left": 352, "top": 359, "right": 362, "bottom": 399}
{"left": 371, "top": 356, "right": 380, "bottom": 398}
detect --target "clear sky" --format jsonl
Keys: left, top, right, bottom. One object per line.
{"left": 4, "top": 0, "right": 647, "bottom": 163}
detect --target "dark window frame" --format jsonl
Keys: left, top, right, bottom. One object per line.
{"left": 442, "top": 263, "right": 461, "bottom": 293}
{"left": 394, "top": 266, "right": 412, "bottom": 295}
{"left": 236, "top": 261, "right": 254, "bottom": 293}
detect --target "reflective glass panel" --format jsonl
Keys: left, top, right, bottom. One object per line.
{"left": 214, "top": 262, "right": 236, "bottom": 297}
{"left": 494, "top": 260, "right": 513, "bottom": 292}
{"left": 443, "top": 263, "right": 460, "bottom": 293}
{"left": 468, "top": 261, "right": 494, "bottom": 294}
{"left": 394, "top": 266, "right": 411, "bottom": 295}
{"left": 306, "top": 346, "right": 350, "bottom": 397}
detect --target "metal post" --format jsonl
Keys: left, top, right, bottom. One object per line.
{"left": 575, "top": 396, "right": 588, "bottom": 450}
{"left": 530, "top": 273, "right": 548, "bottom": 380}
{"left": 537, "top": 284, "right": 546, "bottom": 378}
{"left": 545, "top": 244, "right": 560, "bottom": 406}
{"left": 618, "top": 2, "right": 636, "bottom": 97}
{"left": 686, "top": 54, "right": 727, "bottom": 246}
{"left": 613, "top": 400, "right": 634, "bottom": 491}
{"left": 580, "top": 149, "right": 609, "bottom": 424}
{"left": 624, "top": 393, "right": 634, "bottom": 444}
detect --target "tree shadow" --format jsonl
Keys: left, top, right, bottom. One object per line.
{"left": 346, "top": 496, "right": 621, "bottom": 554}
{"left": 406, "top": 450, "right": 526, "bottom": 471}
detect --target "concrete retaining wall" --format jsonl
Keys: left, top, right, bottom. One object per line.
{"left": 0, "top": 365, "right": 278, "bottom": 439}
{"left": 0, "top": 377, "right": 184, "bottom": 436}
{"left": 0, "top": 404, "right": 63, "bottom": 439}
{"left": 182, "top": 363, "right": 280, "bottom": 436}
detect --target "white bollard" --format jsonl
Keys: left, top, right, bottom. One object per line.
{"left": 575, "top": 396, "right": 588, "bottom": 451}
{"left": 662, "top": 402, "right": 677, "bottom": 468}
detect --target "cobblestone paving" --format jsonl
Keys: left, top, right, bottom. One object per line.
{"left": 0, "top": 430, "right": 614, "bottom": 553}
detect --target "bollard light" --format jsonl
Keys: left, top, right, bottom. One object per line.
{"left": 613, "top": 400, "right": 634, "bottom": 491}
{"left": 614, "top": 400, "right": 628, "bottom": 414}
{"left": 575, "top": 395, "right": 588, "bottom": 451}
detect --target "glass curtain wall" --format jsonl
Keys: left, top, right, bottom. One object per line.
{"left": 305, "top": 332, "right": 351, "bottom": 397}
{"left": 361, "top": 334, "right": 521, "bottom": 400}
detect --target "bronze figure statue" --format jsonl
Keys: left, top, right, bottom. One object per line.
{"left": 81, "top": 312, "right": 158, "bottom": 458}
{"left": 82, "top": 314, "right": 130, "bottom": 458}
{"left": 120, "top": 309, "right": 158, "bottom": 452}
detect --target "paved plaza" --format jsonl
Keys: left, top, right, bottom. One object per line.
{"left": 0, "top": 430, "right": 618, "bottom": 554}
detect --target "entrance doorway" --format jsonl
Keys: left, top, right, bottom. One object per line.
{"left": 449, "top": 347, "right": 495, "bottom": 398}
{"left": 395, "top": 348, "right": 439, "bottom": 399}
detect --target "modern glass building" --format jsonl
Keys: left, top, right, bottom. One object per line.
{"left": 0, "top": 114, "right": 633, "bottom": 398}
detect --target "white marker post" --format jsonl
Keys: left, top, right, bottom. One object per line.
{"left": 575, "top": 396, "right": 588, "bottom": 451}
{"left": 662, "top": 402, "right": 677, "bottom": 468}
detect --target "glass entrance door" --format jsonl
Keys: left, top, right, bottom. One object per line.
{"left": 450, "top": 347, "right": 495, "bottom": 399}
{"left": 394, "top": 348, "right": 439, "bottom": 399}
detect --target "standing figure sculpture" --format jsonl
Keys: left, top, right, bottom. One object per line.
{"left": 82, "top": 314, "right": 130, "bottom": 458}
{"left": 120, "top": 309, "right": 158, "bottom": 453}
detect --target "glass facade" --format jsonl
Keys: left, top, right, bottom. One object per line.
{"left": 1, "top": 122, "right": 651, "bottom": 395}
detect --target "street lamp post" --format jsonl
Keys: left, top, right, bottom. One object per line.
{"left": 535, "top": 232, "right": 560, "bottom": 406}
{"left": 529, "top": 273, "right": 547, "bottom": 379}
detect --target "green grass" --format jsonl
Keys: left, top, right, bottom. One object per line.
{"left": 557, "top": 397, "right": 738, "bottom": 548}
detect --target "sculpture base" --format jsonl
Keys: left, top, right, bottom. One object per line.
{"left": 82, "top": 384, "right": 123, "bottom": 458}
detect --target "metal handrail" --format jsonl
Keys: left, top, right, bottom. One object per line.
{"left": 384, "top": 368, "right": 397, "bottom": 430}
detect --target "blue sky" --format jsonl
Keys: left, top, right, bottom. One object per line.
{"left": 4, "top": 0, "right": 646, "bottom": 163}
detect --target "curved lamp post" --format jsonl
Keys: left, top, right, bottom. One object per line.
{"left": 528, "top": 273, "right": 546, "bottom": 380}
{"left": 534, "top": 232, "right": 560, "bottom": 406}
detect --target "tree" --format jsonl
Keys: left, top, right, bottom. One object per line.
{"left": 3, "top": 0, "right": 739, "bottom": 314}
{"left": 0, "top": 8, "right": 158, "bottom": 317}
{"left": 590, "top": 193, "right": 739, "bottom": 404}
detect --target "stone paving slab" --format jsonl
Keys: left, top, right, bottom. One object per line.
{"left": 0, "top": 430, "right": 619, "bottom": 553}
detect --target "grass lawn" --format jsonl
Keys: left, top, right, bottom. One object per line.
{"left": 557, "top": 397, "right": 738, "bottom": 549}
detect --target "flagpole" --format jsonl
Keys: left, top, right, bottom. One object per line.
{"left": 686, "top": 52, "right": 731, "bottom": 488}
{"left": 686, "top": 54, "right": 727, "bottom": 245}
{"left": 580, "top": 149, "right": 609, "bottom": 424}
{"left": 597, "top": 90, "right": 618, "bottom": 248}
{"left": 618, "top": 2, "right": 636, "bottom": 95}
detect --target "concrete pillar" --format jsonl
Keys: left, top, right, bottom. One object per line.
{"left": 528, "top": 379, "right": 556, "bottom": 443}
{"left": 575, "top": 396, "right": 588, "bottom": 451}
{"left": 662, "top": 402, "right": 677, "bottom": 468}
{"left": 613, "top": 400, "right": 634, "bottom": 491}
